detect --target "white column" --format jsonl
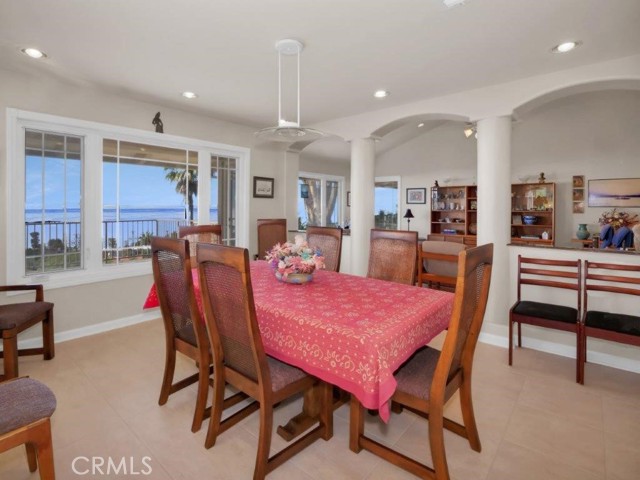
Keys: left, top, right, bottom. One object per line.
{"left": 350, "top": 138, "right": 376, "bottom": 276}
{"left": 284, "top": 149, "right": 300, "bottom": 241}
{"left": 476, "top": 116, "right": 512, "bottom": 327}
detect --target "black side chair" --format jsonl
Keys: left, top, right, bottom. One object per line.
{"left": 580, "top": 261, "right": 640, "bottom": 384}
{"left": 509, "top": 256, "right": 582, "bottom": 382}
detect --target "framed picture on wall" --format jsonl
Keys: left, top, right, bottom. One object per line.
{"left": 588, "top": 178, "right": 640, "bottom": 207}
{"left": 253, "top": 176, "right": 274, "bottom": 198}
{"left": 406, "top": 188, "right": 426, "bottom": 204}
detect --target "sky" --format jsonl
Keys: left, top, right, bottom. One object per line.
{"left": 26, "top": 155, "right": 219, "bottom": 211}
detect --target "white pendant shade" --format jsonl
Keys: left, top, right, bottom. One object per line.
{"left": 255, "top": 39, "right": 327, "bottom": 143}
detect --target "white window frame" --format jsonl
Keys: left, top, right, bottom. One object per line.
{"left": 374, "top": 175, "right": 402, "bottom": 228}
{"left": 298, "top": 171, "right": 345, "bottom": 227}
{"left": 6, "top": 109, "right": 250, "bottom": 289}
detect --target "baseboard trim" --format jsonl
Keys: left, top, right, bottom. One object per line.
{"left": 10, "top": 309, "right": 159, "bottom": 350}
{"left": 479, "top": 328, "right": 640, "bottom": 375}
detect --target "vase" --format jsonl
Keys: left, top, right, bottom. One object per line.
{"left": 275, "top": 271, "right": 313, "bottom": 284}
{"left": 576, "top": 223, "right": 590, "bottom": 240}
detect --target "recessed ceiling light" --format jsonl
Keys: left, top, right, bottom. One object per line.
{"left": 418, "top": 123, "right": 425, "bottom": 128}
{"left": 551, "top": 41, "right": 581, "bottom": 53}
{"left": 182, "top": 91, "right": 198, "bottom": 99}
{"left": 373, "top": 90, "right": 389, "bottom": 98}
{"left": 443, "top": 0, "right": 467, "bottom": 7}
{"left": 21, "top": 48, "right": 47, "bottom": 59}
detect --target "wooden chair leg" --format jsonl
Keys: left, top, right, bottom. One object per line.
{"left": 2, "top": 329, "right": 19, "bottom": 380}
{"left": 349, "top": 396, "right": 364, "bottom": 453}
{"left": 459, "top": 374, "right": 481, "bottom": 452}
{"left": 428, "top": 405, "right": 450, "bottom": 480}
{"left": 33, "top": 419, "right": 55, "bottom": 480}
{"left": 254, "top": 403, "right": 273, "bottom": 480}
{"left": 25, "top": 442, "right": 38, "bottom": 472}
{"left": 517, "top": 322, "right": 522, "bottom": 347}
{"left": 204, "top": 369, "right": 226, "bottom": 449}
{"left": 191, "top": 357, "right": 210, "bottom": 433}
{"left": 43, "top": 311, "right": 55, "bottom": 360}
{"left": 575, "top": 328, "right": 581, "bottom": 384}
{"left": 158, "top": 343, "right": 176, "bottom": 406}
{"left": 508, "top": 317, "right": 513, "bottom": 366}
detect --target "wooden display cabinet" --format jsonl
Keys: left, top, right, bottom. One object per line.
{"left": 430, "top": 185, "right": 477, "bottom": 246}
{"left": 511, "top": 182, "right": 555, "bottom": 246}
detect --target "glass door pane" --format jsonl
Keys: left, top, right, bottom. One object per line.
{"left": 211, "top": 155, "right": 237, "bottom": 246}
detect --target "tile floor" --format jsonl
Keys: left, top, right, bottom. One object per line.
{"left": 1, "top": 319, "right": 639, "bottom": 479}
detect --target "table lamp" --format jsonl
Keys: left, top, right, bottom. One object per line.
{"left": 403, "top": 209, "right": 414, "bottom": 231}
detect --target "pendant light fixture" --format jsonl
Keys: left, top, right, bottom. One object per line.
{"left": 255, "top": 39, "right": 326, "bottom": 142}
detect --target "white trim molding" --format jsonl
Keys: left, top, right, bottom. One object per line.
{"left": 6, "top": 108, "right": 251, "bottom": 289}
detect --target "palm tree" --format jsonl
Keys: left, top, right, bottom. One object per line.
{"left": 165, "top": 168, "right": 198, "bottom": 221}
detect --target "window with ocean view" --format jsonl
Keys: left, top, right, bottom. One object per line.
{"left": 102, "top": 140, "right": 198, "bottom": 265}
{"left": 375, "top": 178, "right": 400, "bottom": 230}
{"left": 25, "top": 129, "right": 83, "bottom": 274}
{"left": 9, "top": 109, "right": 249, "bottom": 287}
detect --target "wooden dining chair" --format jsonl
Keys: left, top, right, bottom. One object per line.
{"left": 0, "top": 285, "right": 55, "bottom": 381}
{"left": 151, "top": 237, "right": 212, "bottom": 433}
{"left": 196, "top": 243, "right": 333, "bottom": 480}
{"left": 509, "top": 256, "right": 582, "bottom": 382}
{"left": 178, "top": 224, "right": 223, "bottom": 257}
{"left": 0, "top": 377, "right": 57, "bottom": 480}
{"left": 256, "top": 219, "right": 287, "bottom": 260}
{"left": 350, "top": 243, "right": 494, "bottom": 480}
{"left": 417, "top": 240, "right": 466, "bottom": 291}
{"left": 305, "top": 226, "right": 343, "bottom": 272}
{"left": 367, "top": 229, "right": 418, "bottom": 285}
{"left": 580, "top": 261, "right": 640, "bottom": 384}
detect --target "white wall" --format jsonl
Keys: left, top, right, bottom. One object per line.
{"left": 512, "top": 89, "right": 640, "bottom": 244}
{"left": 0, "top": 67, "right": 286, "bottom": 338}
{"left": 375, "top": 89, "right": 640, "bottom": 372}
{"left": 376, "top": 90, "right": 640, "bottom": 245}
{"left": 376, "top": 121, "right": 477, "bottom": 237}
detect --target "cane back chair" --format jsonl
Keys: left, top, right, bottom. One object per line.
{"left": 151, "top": 237, "right": 211, "bottom": 432}
{"left": 350, "top": 243, "right": 494, "bottom": 480}
{"left": 196, "top": 243, "right": 332, "bottom": 479}
{"left": 367, "top": 229, "right": 418, "bottom": 285}
{"left": 305, "top": 226, "right": 343, "bottom": 273}
{"left": 178, "top": 224, "right": 223, "bottom": 257}
{"left": 256, "top": 219, "right": 287, "bottom": 261}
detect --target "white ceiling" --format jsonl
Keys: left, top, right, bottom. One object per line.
{"left": 1, "top": 0, "right": 639, "bottom": 132}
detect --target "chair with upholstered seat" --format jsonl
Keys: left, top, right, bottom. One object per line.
{"left": 256, "top": 219, "right": 287, "bottom": 260}
{"left": 151, "top": 237, "right": 212, "bottom": 433}
{"left": 417, "top": 240, "right": 466, "bottom": 291}
{"left": 0, "top": 377, "right": 57, "bottom": 479}
{"left": 178, "top": 224, "right": 223, "bottom": 257}
{"left": 350, "top": 243, "right": 493, "bottom": 480}
{"left": 367, "top": 229, "right": 418, "bottom": 285}
{"left": 196, "top": 243, "right": 332, "bottom": 479}
{"left": 305, "top": 226, "right": 343, "bottom": 272}
{"left": 580, "top": 261, "right": 640, "bottom": 384}
{"left": 509, "top": 256, "right": 582, "bottom": 382}
{"left": 0, "top": 285, "right": 54, "bottom": 381}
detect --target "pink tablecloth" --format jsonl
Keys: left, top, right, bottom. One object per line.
{"left": 145, "top": 261, "right": 453, "bottom": 422}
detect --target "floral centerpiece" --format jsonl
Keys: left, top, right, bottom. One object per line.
{"left": 598, "top": 208, "right": 639, "bottom": 229}
{"left": 265, "top": 235, "right": 325, "bottom": 283}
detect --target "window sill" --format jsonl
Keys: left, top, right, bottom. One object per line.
{"left": 16, "top": 262, "right": 153, "bottom": 293}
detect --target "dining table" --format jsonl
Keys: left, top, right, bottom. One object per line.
{"left": 144, "top": 260, "right": 454, "bottom": 438}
